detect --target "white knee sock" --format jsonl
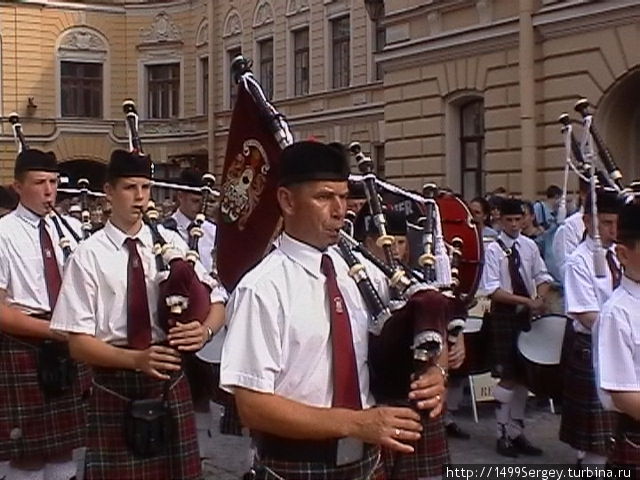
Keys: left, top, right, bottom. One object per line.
{"left": 493, "top": 384, "right": 514, "bottom": 438}
{"left": 5, "top": 465, "right": 44, "bottom": 480}
{"left": 43, "top": 459, "right": 76, "bottom": 480}
{"left": 195, "top": 410, "right": 214, "bottom": 459}
{"left": 582, "top": 452, "right": 607, "bottom": 465}
{"left": 447, "top": 377, "right": 465, "bottom": 412}
{"left": 507, "top": 384, "right": 528, "bottom": 439}
{"left": 1, "top": 461, "right": 9, "bottom": 479}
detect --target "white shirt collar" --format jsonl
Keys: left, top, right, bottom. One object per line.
{"left": 620, "top": 275, "right": 640, "bottom": 299}
{"left": 498, "top": 231, "right": 520, "bottom": 248}
{"left": 173, "top": 209, "right": 192, "bottom": 229}
{"left": 103, "top": 220, "right": 153, "bottom": 250}
{"left": 278, "top": 232, "right": 326, "bottom": 279}
{"left": 15, "top": 202, "right": 45, "bottom": 228}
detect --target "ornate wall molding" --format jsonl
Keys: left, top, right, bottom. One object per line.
{"left": 253, "top": 0, "right": 274, "bottom": 28}
{"left": 223, "top": 9, "right": 243, "bottom": 38}
{"left": 59, "top": 27, "right": 107, "bottom": 53}
{"left": 286, "top": 0, "right": 309, "bottom": 17}
{"left": 140, "top": 12, "right": 182, "bottom": 45}
{"left": 196, "top": 20, "right": 208, "bottom": 47}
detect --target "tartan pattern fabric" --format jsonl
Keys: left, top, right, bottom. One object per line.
{"left": 0, "top": 333, "right": 88, "bottom": 462}
{"left": 85, "top": 369, "right": 201, "bottom": 480}
{"left": 252, "top": 444, "right": 381, "bottom": 480}
{"left": 486, "top": 309, "right": 527, "bottom": 381}
{"left": 380, "top": 413, "right": 450, "bottom": 479}
{"left": 559, "top": 333, "right": 617, "bottom": 454}
{"left": 609, "top": 430, "right": 640, "bottom": 478}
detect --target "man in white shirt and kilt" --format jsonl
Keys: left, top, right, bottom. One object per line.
{"left": 50, "top": 150, "right": 226, "bottom": 480}
{"left": 0, "top": 149, "right": 88, "bottom": 480}
{"left": 595, "top": 202, "right": 640, "bottom": 474}
{"left": 480, "top": 198, "right": 553, "bottom": 458}
{"left": 221, "top": 141, "right": 446, "bottom": 480}
{"left": 559, "top": 188, "right": 621, "bottom": 465}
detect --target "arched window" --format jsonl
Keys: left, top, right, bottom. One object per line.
{"left": 56, "top": 27, "right": 108, "bottom": 119}
{"left": 459, "top": 99, "right": 485, "bottom": 198}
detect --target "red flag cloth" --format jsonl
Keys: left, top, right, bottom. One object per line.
{"left": 217, "top": 81, "right": 285, "bottom": 290}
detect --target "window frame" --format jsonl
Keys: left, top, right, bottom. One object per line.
{"left": 292, "top": 27, "right": 310, "bottom": 97}
{"left": 331, "top": 16, "right": 351, "bottom": 90}
{"left": 146, "top": 62, "right": 181, "bottom": 120}
{"left": 60, "top": 60, "right": 104, "bottom": 119}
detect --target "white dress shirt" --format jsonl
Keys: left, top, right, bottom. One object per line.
{"left": 50, "top": 220, "right": 226, "bottom": 345}
{"left": 172, "top": 209, "right": 217, "bottom": 275}
{"left": 552, "top": 210, "right": 585, "bottom": 283}
{"left": 564, "top": 236, "right": 618, "bottom": 334}
{"left": 479, "top": 231, "right": 553, "bottom": 298}
{"left": 594, "top": 276, "right": 640, "bottom": 412}
{"left": 221, "top": 232, "right": 389, "bottom": 409}
{"left": 0, "top": 203, "right": 80, "bottom": 314}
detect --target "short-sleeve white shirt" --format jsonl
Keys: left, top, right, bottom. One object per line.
{"left": 479, "top": 231, "right": 553, "bottom": 297}
{"left": 172, "top": 209, "right": 217, "bottom": 275}
{"left": 564, "top": 237, "right": 618, "bottom": 334}
{"left": 595, "top": 276, "right": 640, "bottom": 411}
{"left": 0, "top": 203, "right": 80, "bottom": 314}
{"left": 50, "top": 220, "right": 226, "bottom": 345}
{"left": 552, "top": 210, "right": 585, "bottom": 284}
{"left": 221, "top": 232, "right": 389, "bottom": 409}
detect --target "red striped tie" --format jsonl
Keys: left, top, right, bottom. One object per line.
{"left": 125, "top": 238, "right": 152, "bottom": 349}
{"left": 321, "top": 254, "right": 362, "bottom": 409}
{"left": 39, "top": 219, "right": 62, "bottom": 310}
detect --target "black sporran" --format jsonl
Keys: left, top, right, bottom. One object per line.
{"left": 123, "top": 392, "right": 172, "bottom": 458}
{"left": 37, "top": 340, "right": 76, "bottom": 398}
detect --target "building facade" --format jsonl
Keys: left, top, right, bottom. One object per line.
{"left": 0, "top": 0, "right": 638, "bottom": 200}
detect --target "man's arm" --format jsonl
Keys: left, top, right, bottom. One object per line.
{"left": 610, "top": 391, "right": 640, "bottom": 421}
{"left": 68, "top": 333, "right": 181, "bottom": 380}
{"left": 490, "top": 288, "right": 532, "bottom": 308}
{"left": 0, "top": 289, "right": 64, "bottom": 340}
{"left": 234, "top": 387, "right": 422, "bottom": 453}
{"left": 168, "top": 301, "right": 226, "bottom": 352}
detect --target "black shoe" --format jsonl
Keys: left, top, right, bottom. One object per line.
{"left": 446, "top": 422, "right": 471, "bottom": 440}
{"left": 496, "top": 437, "right": 519, "bottom": 457}
{"left": 511, "top": 434, "right": 543, "bottom": 456}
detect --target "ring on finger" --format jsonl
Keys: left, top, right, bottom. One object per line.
{"left": 436, "top": 394, "right": 441, "bottom": 402}
{"left": 394, "top": 428, "right": 401, "bottom": 437}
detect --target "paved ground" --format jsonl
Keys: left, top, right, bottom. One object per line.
{"left": 203, "top": 396, "right": 577, "bottom": 479}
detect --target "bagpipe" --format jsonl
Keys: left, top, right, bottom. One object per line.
{"left": 8, "top": 112, "right": 82, "bottom": 261}
{"left": 121, "top": 99, "right": 216, "bottom": 328}
{"left": 216, "top": 55, "right": 483, "bottom": 408}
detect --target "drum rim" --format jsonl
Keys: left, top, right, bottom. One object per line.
{"left": 517, "top": 315, "right": 568, "bottom": 365}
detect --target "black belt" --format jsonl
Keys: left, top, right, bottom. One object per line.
{"left": 254, "top": 433, "right": 372, "bottom": 465}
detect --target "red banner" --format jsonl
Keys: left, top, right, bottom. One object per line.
{"left": 217, "top": 83, "right": 284, "bottom": 291}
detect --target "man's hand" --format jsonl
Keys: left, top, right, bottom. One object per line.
{"left": 408, "top": 365, "right": 446, "bottom": 417}
{"left": 135, "top": 345, "right": 181, "bottom": 380}
{"left": 350, "top": 406, "right": 422, "bottom": 454}
{"left": 168, "top": 320, "right": 206, "bottom": 352}
{"left": 448, "top": 333, "right": 465, "bottom": 370}
{"left": 528, "top": 297, "right": 545, "bottom": 316}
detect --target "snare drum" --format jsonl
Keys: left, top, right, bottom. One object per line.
{"left": 517, "top": 314, "right": 568, "bottom": 399}
{"left": 451, "top": 315, "right": 490, "bottom": 376}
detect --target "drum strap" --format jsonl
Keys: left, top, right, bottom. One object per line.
{"left": 495, "top": 239, "right": 530, "bottom": 297}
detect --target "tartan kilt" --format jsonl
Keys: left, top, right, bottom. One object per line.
{"left": 85, "top": 368, "right": 201, "bottom": 480}
{"left": 559, "top": 333, "right": 617, "bottom": 454}
{"left": 381, "top": 414, "right": 450, "bottom": 479}
{"left": 486, "top": 309, "right": 528, "bottom": 381}
{"left": 253, "top": 444, "right": 382, "bottom": 480}
{"left": 0, "top": 333, "right": 88, "bottom": 462}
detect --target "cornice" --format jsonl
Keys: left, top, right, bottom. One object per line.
{"left": 378, "top": 17, "right": 519, "bottom": 71}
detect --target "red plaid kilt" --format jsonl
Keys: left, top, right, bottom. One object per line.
{"left": 0, "top": 333, "right": 89, "bottom": 462}
{"left": 253, "top": 443, "right": 382, "bottom": 480}
{"left": 559, "top": 333, "right": 616, "bottom": 454}
{"left": 85, "top": 368, "right": 201, "bottom": 480}
{"left": 486, "top": 308, "right": 528, "bottom": 381}
{"left": 381, "top": 414, "right": 449, "bottom": 479}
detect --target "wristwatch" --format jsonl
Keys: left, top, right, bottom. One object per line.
{"left": 205, "top": 326, "right": 214, "bottom": 344}
{"left": 435, "top": 364, "right": 449, "bottom": 385}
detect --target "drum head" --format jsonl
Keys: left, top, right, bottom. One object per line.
{"left": 463, "top": 316, "right": 483, "bottom": 334}
{"left": 518, "top": 314, "right": 568, "bottom": 365}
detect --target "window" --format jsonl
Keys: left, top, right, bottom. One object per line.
{"left": 293, "top": 28, "right": 309, "bottom": 96}
{"left": 375, "top": 144, "right": 385, "bottom": 179}
{"left": 460, "top": 99, "right": 485, "bottom": 198}
{"left": 259, "top": 39, "right": 274, "bottom": 100}
{"left": 61, "top": 61, "right": 103, "bottom": 118}
{"left": 228, "top": 47, "right": 242, "bottom": 108}
{"left": 374, "top": 21, "right": 385, "bottom": 81}
{"left": 147, "top": 63, "right": 180, "bottom": 119}
{"left": 200, "top": 57, "right": 209, "bottom": 115}
{"left": 331, "top": 16, "right": 350, "bottom": 89}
